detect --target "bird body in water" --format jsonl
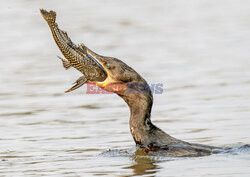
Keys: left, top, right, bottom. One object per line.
{"left": 41, "top": 9, "right": 226, "bottom": 157}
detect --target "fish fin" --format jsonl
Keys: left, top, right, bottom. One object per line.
{"left": 76, "top": 43, "right": 99, "bottom": 58}
{"left": 57, "top": 56, "right": 71, "bottom": 70}
{"left": 69, "top": 43, "right": 88, "bottom": 57}
{"left": 59, "top": 29, "right": 75, "bottom": 47}
{"left": 77, "top": 43, "right": 87, "bottom": 53}
{"left": 40, "top": 9, "right": 56, "bottom": 24}
{"left": 65, "top": 76, "right": 87, "bottom": 93}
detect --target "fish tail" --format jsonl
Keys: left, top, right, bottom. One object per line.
{"left": 40, "top": 9, "right": 56, "bottom": 24}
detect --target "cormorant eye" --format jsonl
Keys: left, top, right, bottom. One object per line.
{"left": 106, "top": 64, "right": 110, "bottom": 69}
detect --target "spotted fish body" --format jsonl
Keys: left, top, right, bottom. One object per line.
{"left": 40, "top": 9, "right": 107, "bottom": 92}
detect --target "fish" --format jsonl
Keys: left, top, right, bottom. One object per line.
{"left": 40, "top": 9, "right": 107, "bottom": 93}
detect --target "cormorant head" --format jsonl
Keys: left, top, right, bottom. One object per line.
{"left": 86, "top": 49, "right": 151, "bottom": 97}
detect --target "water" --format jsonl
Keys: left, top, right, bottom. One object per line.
{"left": 0, "top": 0, "right": 250, "bottom": 176}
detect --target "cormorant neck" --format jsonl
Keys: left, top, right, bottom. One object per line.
{"left": 118, "top": 84, "right": 155, "bottom": 146}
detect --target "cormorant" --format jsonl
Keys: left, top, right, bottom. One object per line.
{"left": 86, "top": 49, "right": 221, "bottom": 157}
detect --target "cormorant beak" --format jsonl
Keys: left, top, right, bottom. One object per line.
{"left": 86, "top": 49, "right": 114, "bottom": 88}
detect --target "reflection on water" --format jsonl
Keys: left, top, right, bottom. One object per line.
{"left": 124, "top": 149, "right": 159, "bottom": 177}
{"left": 1, "top": 0, "right": 250, "bottom": 176}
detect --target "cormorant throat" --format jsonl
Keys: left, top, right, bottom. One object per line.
{"left": 118, "top": 83, "right": 158, "bottom": 147}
